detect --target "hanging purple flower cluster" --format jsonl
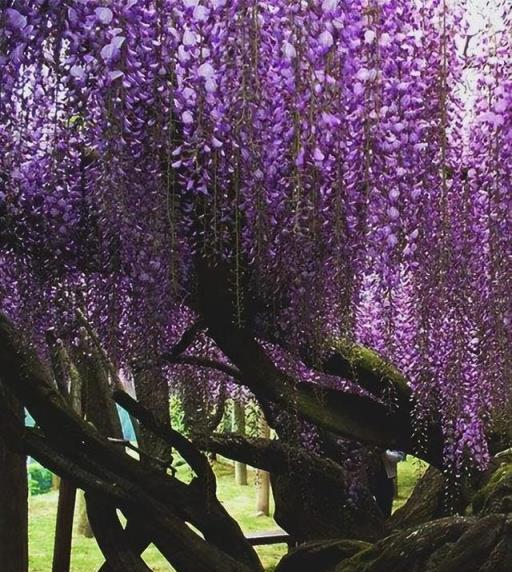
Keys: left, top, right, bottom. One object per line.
{"left": 0, "top": 0, "right": 510, "bottom": 470}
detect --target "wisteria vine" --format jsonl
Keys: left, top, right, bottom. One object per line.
{"left": 0, "top": 0, "right": 510, "bottom": 471}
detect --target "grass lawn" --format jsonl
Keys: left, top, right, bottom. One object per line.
{"left": 394, "top": 456, "right": 427, "bottom": 511}
{"left": 28, "top": 457, "right": 425, "bottom": 571}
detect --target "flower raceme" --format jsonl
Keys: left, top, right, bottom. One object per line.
{"left": 0, "top": 0, "right": 510, "bottom": 472}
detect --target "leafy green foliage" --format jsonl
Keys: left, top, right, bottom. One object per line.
{"left": 28, "top": 463, "right": 53, "bottom": 497}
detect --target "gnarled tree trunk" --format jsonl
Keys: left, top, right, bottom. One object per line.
{"left": 132, "top": 365, "right": 172, "bottom": 467}
{"left": 0, "top": 314, "right": 263, "bottom": 572}
{"left": 200, "top": 433, "right": 386, "bottom": 542}
{"left": 2, "top": 302, "right": 510, "bottom": 572}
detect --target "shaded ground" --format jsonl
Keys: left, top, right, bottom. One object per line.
{"left": 28, "top": 457, "right": 425, "bottom": 571}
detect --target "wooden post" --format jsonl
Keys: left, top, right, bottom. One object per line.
{"left": 50, "top": 337, "right": 82, "bottom": 572}
{"left": 0, "top": 394, "right": 28, "bottom": 572}
{"left": 233, "top": 401, "right": 248, "bottom": 486}
{"left": 52, "top": 482, "right": 77, "bottom": 572}
{"left": 77, "top": 491, "right": 94, "bottom": 538}
{"left": 52, "top": 473, "right": 61, "bottom": 491}
{"left": 255, "top": 416, "right": 270, "bottom": 516}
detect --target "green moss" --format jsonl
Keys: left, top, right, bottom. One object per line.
{"left": 472, "top": 462, "right": 512, "bottom": 515}
{"left": 334, "top": 544, "right": 381, "bottom": 572}
{"left": 330, "top": 339, "right": 410, "bottom": 394}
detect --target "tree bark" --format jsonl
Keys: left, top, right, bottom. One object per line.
{"left": 0, "top": 314, "right": 264, "bottom": 572}
{"left": 132, "top": 365, "right": 172, "bottom": 468}
{"left": 275, "top": 539, "right": 371, "bottom": 572}
{"left": 194, "top": 260, "right": 444, "bottom": 468}
{"left": 81, "top": 340, "right": 148, "bottom": 572}
{"left": 201, "top": 433, "right": 385, "bottom": 542}
{"left": 0, "top": 389, "right": 28, "bottom": 572}
{"left": 336, "top": 515, "right": 512, "bottom": 572}
{"left": 86, "top": 494, "right": 153, "bottom": 572}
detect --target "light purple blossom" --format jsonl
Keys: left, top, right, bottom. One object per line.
{"left": 0, "top": 0, "right": 509, "bottom": 476}
{"left": 6, "top": 8, "right": 27, "bottom": 30}
{"left": 95, "top": 7, "right": 113, "bottom": 25}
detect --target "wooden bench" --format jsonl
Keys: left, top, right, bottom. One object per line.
{"left": 245, "top": 529, "right": 297, "bottom": 550}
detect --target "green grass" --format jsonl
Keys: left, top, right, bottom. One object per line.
{"left": 29, "top": 461, "right": 285, "bottom": 572}
{"left": 394, "top": 456, "right": 427, "bottom": 511}
{"left": 28, "top": 457, "right": 425, "bottom": 571}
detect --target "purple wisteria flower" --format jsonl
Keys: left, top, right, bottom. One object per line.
{"left": 0, "top": 0, "right": 510, "bottom": 473}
